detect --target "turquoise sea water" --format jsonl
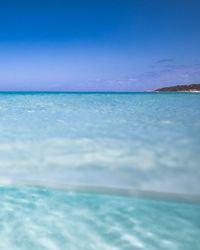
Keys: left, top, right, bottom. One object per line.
{"left": 0, "top": 93, "right": 200, "bottom": 249}
{"left": 0, "top": 186, "right": 200, "bottom": 250}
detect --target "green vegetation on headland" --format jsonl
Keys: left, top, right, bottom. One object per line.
{"left": 153, "top": 84, "right": 200, "bottom": 92}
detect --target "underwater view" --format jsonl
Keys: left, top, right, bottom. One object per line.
{"left": 0, "top": 186, "right": 199, "bottom": 250}
{"left": 0, "top": 93, "right": 199, "bottom": 249}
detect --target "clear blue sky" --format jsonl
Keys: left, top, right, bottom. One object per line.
{"left": 0, "top": 0, "right": 200, "bottom": 91}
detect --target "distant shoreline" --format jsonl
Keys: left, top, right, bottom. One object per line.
{"left": 152, "top": 84, "right": 200, "bottom": 92}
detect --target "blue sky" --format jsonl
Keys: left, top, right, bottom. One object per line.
{"left": 0, "top": 0, "right": 200, "bottom": 91}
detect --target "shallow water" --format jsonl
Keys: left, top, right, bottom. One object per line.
{"left": 0, "top": 93, "right": 199, "bottom": 195}
{"left": 0, "top": 93, "right": 200, "bottom": 249}
{"left": 0, "top": 186, "right": 199, "bottom": 250}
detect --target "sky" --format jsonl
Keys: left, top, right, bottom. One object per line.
{"left": 0, "top": 0, "right": 200, "bottom": 91}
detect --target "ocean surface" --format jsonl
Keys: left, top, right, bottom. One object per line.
{"left": 0, "top": 92, "right": 200, "bottom": 249}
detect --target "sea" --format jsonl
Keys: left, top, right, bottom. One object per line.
{"left": 0, "top": 92, "right": 199, "bottom": 249}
